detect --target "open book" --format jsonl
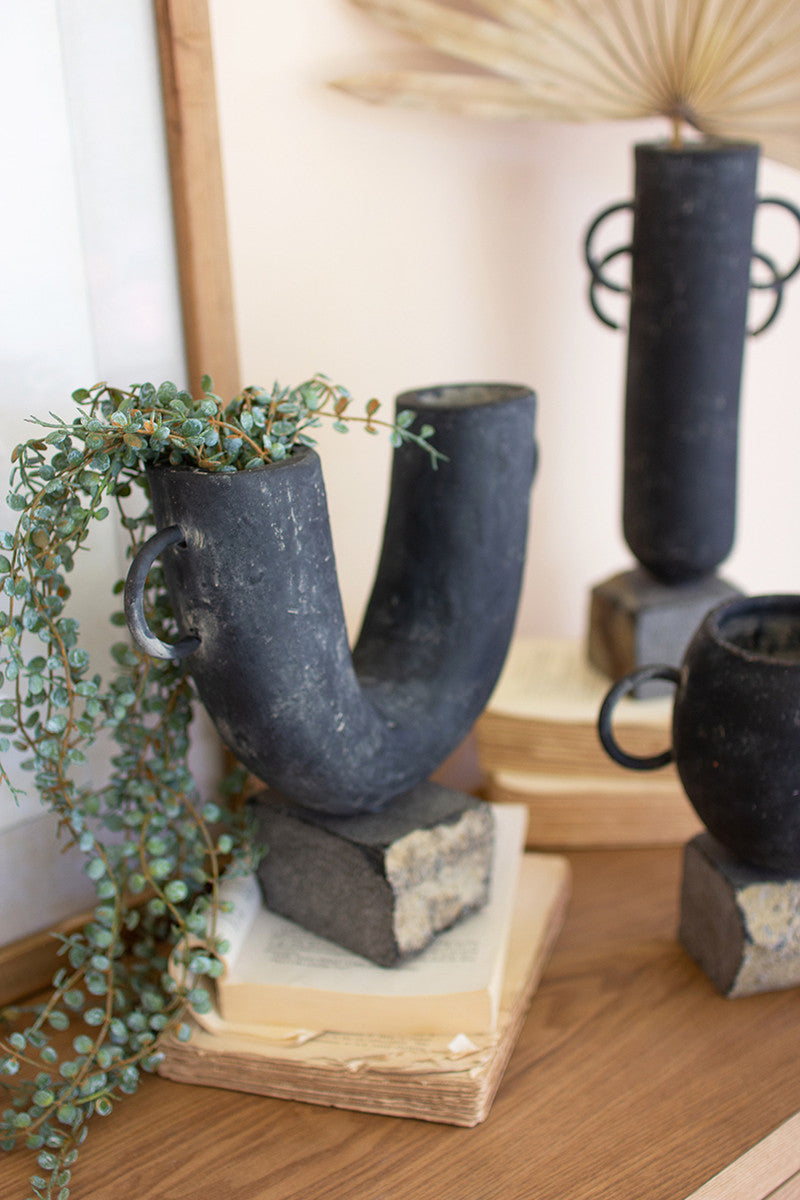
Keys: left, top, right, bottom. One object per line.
{"left": 476, "top": 639, "right": 699, "bottom": 848}
{"left": 477, "top": 638, "right": 674, "bottom": 776}
{"left": 160, "top": 847, "right": 571, "bottom": 1126}
{"left": 207, "top": 804, "right": 527, "bottom": 1037}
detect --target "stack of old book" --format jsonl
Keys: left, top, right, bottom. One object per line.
{"left": 158, "top": 804, "right": 570, "bottom": 1126}
{"left": 475, "top": 639, "right": 701, "bottom": 848}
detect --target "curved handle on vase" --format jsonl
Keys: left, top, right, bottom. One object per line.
{"left": 747, "top": 249, "right": 784, "bottom": 337}
{"left": 597, "top": 664, "right": 680, "bottom": 771}
{"left": 124, "top": 525, "right": 201, "bottom": 661}
{"left": 749, "top": 196, "right": 800, "bottom": 336}
{"left": 583, "top": 200, "right": 633, "bottom": 330}
{"left": 756, "top": 196, "right": 800, "bottom": 287}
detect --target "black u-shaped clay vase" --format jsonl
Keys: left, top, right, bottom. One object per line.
{"left": 125, "top": 383, "right": 537, "bottom": 815}
{"left": 598, "top": 594, "right": 800, "bottom": 873}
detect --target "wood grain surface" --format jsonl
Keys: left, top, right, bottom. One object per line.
{"left": 0, "top": 908, "right": 92, "bottom": 1008}
{"left": 154, "top": 0, "right": 240, "bottom": 400}
{"left": 4, "top": 846, "right": 800, "bottom": 1199}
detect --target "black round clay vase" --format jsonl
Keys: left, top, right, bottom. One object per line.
{"left": 125, "top": 383, "right": 537, "bottom": 815}
{"left": 598, "top": 595, "right": 800, "bottom": 873}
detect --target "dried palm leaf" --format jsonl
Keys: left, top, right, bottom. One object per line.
{"left": 334, "top": 0, "right": 800, "bottom": 168}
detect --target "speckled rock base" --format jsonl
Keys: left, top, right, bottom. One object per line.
{"left": 679, "top": 833, "right": 800, "bottom": 997}
{"left": 249, "top": 782, "right": 494, "bottom": 967}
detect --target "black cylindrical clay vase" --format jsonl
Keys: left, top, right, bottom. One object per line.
{"left": 623, "top": 141, "right": 759, "bottom": 583}
{"left": 125, "top": 383, "right": 537, "bottom": 814}
{"left": 599, "top": 595, "right": 800, "bottom": 873}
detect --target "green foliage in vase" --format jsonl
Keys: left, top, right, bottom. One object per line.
{"left": 0, "top": 374, "right": 442, "bottom": 1198}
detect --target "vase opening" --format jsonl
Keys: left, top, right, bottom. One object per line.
{"left": 711, "top": 595, "right": 800, "bottom": 665}
{"left": 397, "top": 383, "right": 533, "bottom": 410}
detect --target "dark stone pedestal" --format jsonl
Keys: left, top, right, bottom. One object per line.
{"left": 588, "top": 568, "right": 741, "bottom": 695}
{"left": 249, "top": 781, "right": 494, "bottom": 967}
{"left": 678, "top": 834, "right": 800, "bottom": 997}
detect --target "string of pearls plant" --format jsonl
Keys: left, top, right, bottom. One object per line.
{"left": 0, "top": 374, "right": 442, "bottom": 1199}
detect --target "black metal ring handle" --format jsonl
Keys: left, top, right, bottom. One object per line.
{"left": 748, "top": 249, "right": 784, "bottom": 337}
{"left": 124, "top": 525, "right": 200, "bottom": 661}
{"left": 584, "top": 200, "right": 633, "bottom": 282}
{"left": 584, "top": 200, "right": 633, "bottom": 331}
{"left": 588, "top": 244, "right": 633, "bottom": 330}
{"left": 754, "top": 196, "right": 800, "bottom": 288}
{"left": 597, "top": 665, "right": 679, "bottom": 770}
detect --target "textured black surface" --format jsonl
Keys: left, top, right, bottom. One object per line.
{"left": 678, "top": 835, "right": 744, "bottom": 995}
{"left": 144, "top": 383, "right": 537, "bottom": 814}
{"left": 672, "top": 595, "right": 800, "bottom": 872}
{"left": 623, "top": 143, "right": 758, "bottom": 583}
{"left": 603, "top": 595, "right": 800, "bottom": 872}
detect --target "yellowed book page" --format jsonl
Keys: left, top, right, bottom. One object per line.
{"left": 491, "top": 769, "right": 681, "bottom": 796}
{"left": 167, "top": 868, "right": 262, "bottom": 998}
{"left": 487, "top": 638, "right": 672, "bottom": 725}
{"left": 210, "top": 868, "right": 262, "bottom": 968}
{"left": 487, "top": 770, "right": 700, "bottom": 848}
{"left": 179, "top": 851, "right": 570, "bottom": 1070}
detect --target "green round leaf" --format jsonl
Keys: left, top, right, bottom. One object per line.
{"left": 163, "top": 879, "right": 189, "bottom": 903}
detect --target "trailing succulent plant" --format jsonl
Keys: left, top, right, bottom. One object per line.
{"left": 0, "top": 374, "right": 442, "bottom": 1198}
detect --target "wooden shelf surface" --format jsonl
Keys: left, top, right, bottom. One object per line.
{"left": 4, "top": 846, "right": 800, "bottom": 1200}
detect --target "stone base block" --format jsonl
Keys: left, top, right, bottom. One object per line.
{"left": 249, "top": 781, "right": 494, "bottom": 968}
{"left": 588, "top": 567, "right": 740, "bottom": 696}
{"left": 678, "top": 834, "right": 800, "bottom": 997}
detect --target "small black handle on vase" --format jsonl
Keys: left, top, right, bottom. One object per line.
{"left": 597, "top": 664, "right": 680, "bottom": 770}
{"left": 124, "top": 525, "right": 200, "bottom": 661}
{"left": 583, "top": 200, "right": 633, "bottom": 330}
{"left": 749, "top": 196, "right": 800, "bottom": 336}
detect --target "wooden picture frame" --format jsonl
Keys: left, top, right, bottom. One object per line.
{"left": 154, "top": 0, "right": 241, "bottom": 400}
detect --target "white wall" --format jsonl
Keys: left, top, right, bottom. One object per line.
{"left": 0, "top": 0, "right": 186, "bottom": 942}
{"left": 209, "top": 0, "right": 800, "bottom": 641}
